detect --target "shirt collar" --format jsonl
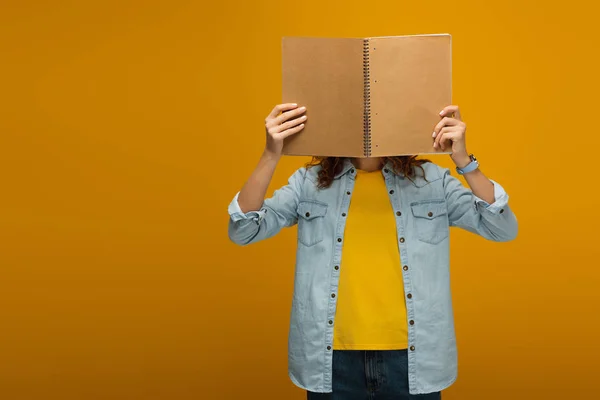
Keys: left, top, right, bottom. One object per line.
{"left": 333, "top": 159, "right": 355, "bottom": 179}
{"left": 333, "top": 158, "right": 405, "bottom": 179}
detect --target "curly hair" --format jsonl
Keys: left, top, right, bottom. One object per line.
{"left": 306, "top": 156, "right": 431, "bottom": 189}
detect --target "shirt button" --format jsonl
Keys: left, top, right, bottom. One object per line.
{"left": 346, "top": 191, "right": 351, "bottom": 195}
{"left": 342, "top": 213, "right": 347, "bottom": 217}
{"left": 305, "top": 212, "right": 311, "bottom": 217}
{"left": 384, "top": 168, "right": 389, "bottom": 173}
{"left": 407, "top": 293, "right": 412, "bottom": 299}
{"left": 410, "top": 346, "right": 415, "bottom": 351}
{"left": 331, "top": 293, "right": 336, "bottom": 298}
{"left": 337, "top": 238, "right": 342, "bottom": 243}
{"left": 403, "top": 265, "right": 408, "bottom": 271}
{"left": 350, "top": 169, "right": 355, "bottom": 174}
{"left": 500, "top": 209, "right": 505, "bottom": 214}
{"left": 327, "top": 346, "right": 332, "bottom": 350}
{"left": 409, "top": 320, "right": 415, "bottom": 325}
{"left": 399, "top": 237, "right": 405, "bottom": 243}
{"left": 334, "top": 265, "right": 339, "bottom": 270}
{"left": 389, "top": 190, "right": 395, "bottom": 194}
{"left": 396, "top": 211, "right": 402, "bottom": 216}
{"left": 427, "top": 211, "right": 433, "bottom": 217}
{"left": 328, "top": 320, "right": 333, "bottom": 325}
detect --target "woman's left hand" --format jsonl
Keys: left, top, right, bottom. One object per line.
{"left": 432, "top": 105, "right": 471, "bottom": 168}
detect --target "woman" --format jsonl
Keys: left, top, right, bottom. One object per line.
{"left": 228, "top": 103, "right": 518, "bottom": 399}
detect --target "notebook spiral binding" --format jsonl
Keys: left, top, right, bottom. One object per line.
{"left": 363, "top": 39, "right": 371, "bottom": 157}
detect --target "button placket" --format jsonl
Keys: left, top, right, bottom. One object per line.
{"left": 326, "top": 173, "right": 354, "bottom": 357}
{"left": 386, "top": 173, "right": 418, "bottom": 362}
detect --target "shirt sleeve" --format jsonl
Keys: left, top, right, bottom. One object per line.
{"left": 443, "top": 169, "right": 518, "bottom": 242}
{"left": 228, "top": 192, "right": 267, "bottom": 224}
{"left": 227, "top": 167, "right": 306, "bottom": 246}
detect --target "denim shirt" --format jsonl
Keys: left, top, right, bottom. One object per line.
{"left": 227, "top": 159, "right": 518, "bottom": 395}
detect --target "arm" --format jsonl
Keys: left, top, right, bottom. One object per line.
{"left": 434, "top": 105, "right": 518, "bottom": 241}
{"left": 456, "top": 164, "right": 495, "bottom": 204}
{"left": 228, "top": 103, "right": 308, "bottom": 245}
{"left": 237, "top": 150, "right": 281, "bottom": 214}
{"left": 228, "top": 166, "right": 306, "bottom": 245}
{"left": 442, "top": 169, "right": 518, "bottom": 241}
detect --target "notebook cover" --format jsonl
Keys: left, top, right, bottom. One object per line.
{"left": 281, "top": 37, "right": 365, "bottom": 157}
{"left": 368, "top": 34, "right": 452, "bottom": 157}
{"left": 281, "top": 34, "right": 452, "bottom": 157}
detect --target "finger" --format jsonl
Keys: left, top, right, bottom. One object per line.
{"left": 439, "top": 131, "right": 460, "bottom": 151}
{"left": 266, "top": 103, "right": 298, "bottom": 120}
{"left": 434, "top": 126, "right": 460, "bottom": 149}
{"left": 277, "top": 122, "right": 305, "bottom": 139}
{"left": 439, "top": 105, "right": 461, "bottom": 121}
{"left": 432, "top": 117, "right": 460, "bottom": 139}
{"left": 433, "top": 126, "right": 454, "bottom": 149}
{"left": 272, "top": 106, "right": 307, "bottom": 126}
{"left": 271, "top": 114, "right": 307, "bottom": 134}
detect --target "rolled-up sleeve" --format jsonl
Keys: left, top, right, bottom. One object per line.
{"left": 227, "top": 167, "right": 306, "bottom": 246}
{"left": 473, "top": 179, "right": 509, "bottom": 215}
{"left": 228, "top": 192, "right": 267, "bottom": 224}
{"left": 443, "top": 169, "right": 518, "bottom": 242}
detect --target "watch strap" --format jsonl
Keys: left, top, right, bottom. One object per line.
{"left": 456, "top": 155, "right": 479, "bottom": 175}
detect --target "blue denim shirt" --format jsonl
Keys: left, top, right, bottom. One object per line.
{"left": 227, "top": 159, "right": 518, "bottom": 394}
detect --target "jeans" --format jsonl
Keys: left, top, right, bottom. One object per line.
{"left": 307, "top": 350, "right": 442, "bottom": 400}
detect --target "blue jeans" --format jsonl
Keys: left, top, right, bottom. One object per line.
{"left": 307, "top": 350, "right": 442, "bottom": 400}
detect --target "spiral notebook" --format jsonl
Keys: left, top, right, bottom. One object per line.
{"left": 281, "top": 34, "right": 452, "bottom": 157}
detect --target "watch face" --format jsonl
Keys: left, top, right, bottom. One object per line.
{"left": 470, "top": 154, "right": 477, "bottom": 162}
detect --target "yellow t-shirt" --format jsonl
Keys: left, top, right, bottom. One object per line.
{"left": 333, "top": 169, "right": 408, "bottom": 350}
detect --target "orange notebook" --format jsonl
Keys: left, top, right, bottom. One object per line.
{"left": 281, "top": 34, "right": 452, "bottom": 157}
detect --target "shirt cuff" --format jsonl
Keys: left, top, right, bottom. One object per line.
{"left": 228, "top": 192, "right": 267, "bottom": 224}
{"left": 473, "top": 179, "right": 509, "bottom": 215}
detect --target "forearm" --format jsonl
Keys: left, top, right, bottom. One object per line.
{"left": 453, "top": 154, "right": 495, "bottom": 204}
{"left": 437, "top": 106, "right": 515, "bottom": 238}
{"left": 237, "top": 150, "right": 280, "bottom": 213}
{"left": 463, "top": 169, "right": 495, "bottom": 204}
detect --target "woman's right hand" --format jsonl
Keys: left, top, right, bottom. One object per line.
{"left": 264, "top": 103, "right": 307, "bottom": 157}
{"left": 236, "top": 104, "right": 307, "bottom": 214}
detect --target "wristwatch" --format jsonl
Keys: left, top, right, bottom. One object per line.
{"left": 456, "top": 154, "right": 479, "bottom": 175}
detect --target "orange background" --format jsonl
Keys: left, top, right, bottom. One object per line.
{"left": 1, "top": 1, "right": 599, "bottom": 399}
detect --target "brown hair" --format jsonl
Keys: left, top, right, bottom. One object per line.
{"left": 306, "top": 156, "right": 430, "bottom": 189}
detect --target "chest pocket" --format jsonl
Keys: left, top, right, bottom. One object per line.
{"left": 297, "top": 200, "right": 328, "bottom": 247}
{"left": 410, "top": 200, "right": 449, "bottom": 245}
